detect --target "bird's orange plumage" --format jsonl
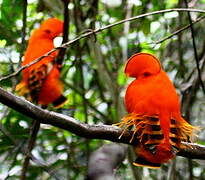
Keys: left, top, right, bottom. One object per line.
{"left": 117, "top": 53, "right": 197, "bottom": 168}
{"left": 16, "top": 18, "right": 66, "bottom": 107}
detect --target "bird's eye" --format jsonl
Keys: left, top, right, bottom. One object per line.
{"left": 44, "top": 29, "right": 51, "bottom": 34}
{"left": 143, "top": 72, "right": 151, "bottom": 77}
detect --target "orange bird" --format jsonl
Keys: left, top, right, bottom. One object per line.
{"left": 16, "top": 18, "right": 66, "bottom": 108}
{"left": 117, "top": 53, "right": 197, "bottom": 168}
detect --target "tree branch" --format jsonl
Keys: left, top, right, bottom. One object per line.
{"left": 151, "top": 15, "right": 205, "bottom": 45}
{"left": 20, "top": 120, "right": 40, "bottom": 180}
{"left": 0, "top": 87, "right": 204, "bottom": 160}
{"left": 184, "top": 0, "right": 205, "bottom": 93}
{"left": 56, "top": 0, "right": 69, "bottom": 68}
{"left": 1, "top": 8, "right": 205, "bottom": 82}
{"left": 0, "top": 115, "right": 61, "bottom": 180}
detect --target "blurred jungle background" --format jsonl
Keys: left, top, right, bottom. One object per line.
{"left": 0, "top": 0, "right": 205, "bottom": 179}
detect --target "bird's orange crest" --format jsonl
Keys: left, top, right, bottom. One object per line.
{"left": 40, "top": 18, "right": 63, "bottom": 39}
{"left": 124, "top": 53, "right": 161, "bottom": 78}
{"left": 115, "top": 52, "right": 198, "bottom": 168}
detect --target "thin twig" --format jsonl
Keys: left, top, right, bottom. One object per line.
{"left": 1, "top": 8, "right": 205, "bottom": 82}
{"left": 184, "top": 1, "right": 205, "bottom": 93}
{"left": 28, "top": 153, "right": 62, "bottom": 180}
{"left": 0, "top": 114, "right": 61, "bottom": 179}
{"left": 20, "top": 120, "right": 40, "bottom": 180}
{"left": 151, "top": 15, "right": 205, "bottom": 45}
{"left": 5, "top": 149, "right": 20, "bottom": 180}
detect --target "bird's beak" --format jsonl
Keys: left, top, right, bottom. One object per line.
{"left": 125, "top": 72, "right": 130, "bottom": 77}
{"left": 58, "top": 33, "right": 63, "bottom": 37}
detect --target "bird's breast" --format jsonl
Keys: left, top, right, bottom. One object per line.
{"left": 125, "top": 73, "right": 180, "bottom": 115}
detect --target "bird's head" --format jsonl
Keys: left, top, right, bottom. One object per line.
{"left": 40, "top": 18, "right": 63, "bottom": 39}
{"left": 124, "top": 53, "right": 161, "bottom": 78}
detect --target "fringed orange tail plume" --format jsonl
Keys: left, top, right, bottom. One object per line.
{"left": 116, "top": 113, "right": 198, "bottom": 168}
{"left": 115, "top": 53, "right": 199, "bottom": 168}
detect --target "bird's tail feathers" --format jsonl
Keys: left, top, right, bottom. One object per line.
{"left": 133, "top": 156, "right": 161, "bottom": 168}
{"left": 52, "top": 95, "right": 67, "bottom": 108}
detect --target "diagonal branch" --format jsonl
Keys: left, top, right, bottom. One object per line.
{"left": 0, "top": 87, "right": 204, "bottom": 160}
{"left": 0, "top": 117, "right": 61, "bottom": 180}
{"left": 1, "top": 8, "right": 205, "bottom": 82}
{"left": 184, "top": 1, "right": 205, "bottom": 93}
{"left": 20, "top": 120, "right": 40, "bottom": 180}
{"left": 151, "top": 15, "right": 205, "bottom": 45}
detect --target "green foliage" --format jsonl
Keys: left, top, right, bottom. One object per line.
{"left": 0, "top": 0, "right": 205, "bottom": 179}
{"left": 0, "top": 0, "right": 23, "bottom": 45}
